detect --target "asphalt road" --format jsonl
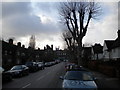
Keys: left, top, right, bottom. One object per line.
{"left": 2, "top": 62, "right": 120, "bottom": 90}
{"left": 2, "top": 62, "right": 66, "bottom": 89}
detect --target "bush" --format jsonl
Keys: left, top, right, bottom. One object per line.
{"left": 98, "top": 65, "right": 116, "bottom": 77}
{"left": 88, "top": 60, "right": 117, "bottom": 77}
{"left": 88, "top": 60, "right": 98, "bottom": 70}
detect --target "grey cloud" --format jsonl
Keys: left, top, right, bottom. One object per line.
{"left": 32, "top": 2, "right": 59, "bottom": 20}
{"left": 35, "top": 2, "right": 52, "bottom": 13}
{"left": 2, "top": 2, "right": 32, "bottom": 18}
{"left": 2, "top": 14, "right": 60, "bottom": 37}
{"left": 3, "top": 14, "right": 41, "bottom": 37}
{"left": 34, "top": 2, "right": 59, "bottom": 13}
{"left": 2, "top": 2, "right": 61, "bottom": 40}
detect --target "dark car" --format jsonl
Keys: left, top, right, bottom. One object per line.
{"left": 55, "top": 60, "right": 60, "bottom": 64}
{"left": 45, "top": 62, "right": 52, "bottom": 67}
{"left": 69, "top": 65, "right": 89, "bottom": 71}
{"left": 0, "top": 67, "right": 12, "bottom": 82}
{"left": 25, "top": 62, "right": 38, "bottom": 72}
{"left": 60, "top": 71, "right": 97, "bottom": 89}
{"left": 65, "top": 63, "right": 76, "bottom": 71}
{"left": 37, "top": 62, "right": 45, "bottom": 70}
{"left": 65, "top": 63, "right": 88, "bottom": 72}
{"left": 8, "top": 65, "right": 29, "bottom": 77}
{"left": 50, "top": 61, "right": 56, "bottom": 65}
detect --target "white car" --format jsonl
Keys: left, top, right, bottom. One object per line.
{"left": 60, "top": 71, "right": 97, "bottom": 89}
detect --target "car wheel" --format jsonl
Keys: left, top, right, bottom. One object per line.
{"left": 19, "top": 73, "right": 23, "bottom": 77}
{"left": 27, "top": 71, "right": 29, "bottom": 75}
{"left": 9, "top": 75, "right": 12, "bottom": 81}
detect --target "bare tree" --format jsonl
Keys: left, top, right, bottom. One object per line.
{"left": 62, "top": 30, "right": 77, "bottom": 62}
{"left": 59, "top": 1, "right": 101, "bottom": 65}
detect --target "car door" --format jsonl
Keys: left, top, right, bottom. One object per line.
{"left": 22, "top": 65, "right": 27, "bottom": 74}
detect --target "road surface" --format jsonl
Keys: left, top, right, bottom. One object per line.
{"left": 2, "top": 62, "right": 120, "bottom": 90}
{"left": 2, "top": 62, "right": 65, "bottom": 89}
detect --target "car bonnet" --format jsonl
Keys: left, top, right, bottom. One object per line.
{"left": 62, "top": 79, "right": 97, "bottom": 88}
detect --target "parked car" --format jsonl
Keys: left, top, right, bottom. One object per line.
{"left": 0, "top": 67, "right": 12, "bottom": 82}
{"left": 8, "top": 65, "right": 29, "bottom": 77}
{"left": 50, "top": 61, "right": 56, "bottom": 66}
{"left": 64, "top": 59, "right": 68, "bottom": 62}
{"left": 65, "top": 63, "right": 76, "bottom": 71}
{"left": 65, "top": 63, "right": 88, "bottom": 72}
{"left": 25, "top": 62, "right": 38, "bottom": 72}
{"left": 55, "top": 60, "right": 60, "bottom": 64}
{"left": 45, "top": 62, "right": 52, "bottom": 67}
{"left": 60, "top": 71, "right": 97, "bottom": 89}
{"left": 37, "top": 62, "right": 45, "bottom": 70}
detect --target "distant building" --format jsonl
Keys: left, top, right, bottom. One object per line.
{"left": 103, "top": 30, "right": 120, "bottom": 61}
{"left": 103, "top": 40, "right": 115, "bottom": 60}
{"left": 44, "top": 45, "right": 54, "bottom": 62}
{"left": 2, "top": 39, "right": 28, "bottom": 70}
{"left": 54, "top": 49, "right": 67, "bottom": 61}
{"left": 34, "top": 48, "right": 44, "bottom": 62}
{"left": 2, "top": 38, "right": 68, "bottom": 70}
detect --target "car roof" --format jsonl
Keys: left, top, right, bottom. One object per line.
{"left": 67, "top": 69, "right": 92, "bottom": 74}
{"left": 67, "top": 67, "right": 89, "bottom": 71}
{"left": 66, "top": 70, "right": 90, "bottom": 73}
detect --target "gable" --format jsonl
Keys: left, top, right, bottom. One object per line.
{"left": 103, "top": 42, "right": 108, "bottom": 51}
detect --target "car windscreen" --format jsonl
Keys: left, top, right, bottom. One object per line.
{"left": 11, "top": 66, "right": 22, "bottom": 70}
{"left": 64, "top": 71, "right": 93, "bottom": 81}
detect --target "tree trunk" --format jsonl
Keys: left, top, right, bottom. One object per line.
{"left": 77, "top": 40, "right": 83, "bottom": 65}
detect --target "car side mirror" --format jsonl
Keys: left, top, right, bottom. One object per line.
{"left": 59, "top": 76, "right": 64, "bottom": 80}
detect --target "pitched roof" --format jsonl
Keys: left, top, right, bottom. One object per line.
{"left": 111, "top": 38, "right": 120, "bottom": 49}
{"left": 104, "top": 40, "right": 115, "bottom": 50}
{"left": 104, "top": 30, "right": 120, "bottom": 50}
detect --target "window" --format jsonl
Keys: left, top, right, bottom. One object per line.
{"left": 5, "top": 50, "right": 7, "bottom": 55}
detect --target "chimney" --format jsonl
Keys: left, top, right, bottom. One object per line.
{"left": 44, "top": 46, "right": 46, "bottom": 50}
{"left": 17, "top": 42, "right": 21, "bottom": 47}
{"left": 9, "top": 39, "right": 13, "bottom": 44}
{"left": 118, "top": 30, "right": 120, "bottom": 38}
{"left": 22, "top": 45, "right": 25, "bottom": 48}
{"left": 38, "top": 48, "right": 40, "bottom": 50}
{"left": 51, "top": 45, "right": 53, "bottom": 50}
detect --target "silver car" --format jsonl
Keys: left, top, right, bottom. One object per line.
{"left": 60, "top": 71, "right": 97, "bottom": 89}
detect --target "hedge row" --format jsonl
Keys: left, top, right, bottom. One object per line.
{"left": 87, "top": 60, "right": 117, "bottom": 77}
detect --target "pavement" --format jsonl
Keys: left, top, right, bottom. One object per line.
{"left": 89, "top": 69, "right": 120, "bottom": 89}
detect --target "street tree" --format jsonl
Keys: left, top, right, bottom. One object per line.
{"left": 62, "top": 30, "right": 77, "bottom": 63}
{"left": 59, "top": 1, "right": 101, "bottom": 65}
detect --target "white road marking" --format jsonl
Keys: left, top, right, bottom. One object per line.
{"left": 22, "top": 83, "right": 31, "bottom": 88}
{"left": 37, "top": 76, "right": 45, "bottom": 81}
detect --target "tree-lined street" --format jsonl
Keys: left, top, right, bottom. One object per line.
{"left": 1, "top": 1, "right": 120, "bottom": 90}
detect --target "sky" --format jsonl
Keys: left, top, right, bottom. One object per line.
{"left": 1, "top": 0, "right": 119, "bottom": 50}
